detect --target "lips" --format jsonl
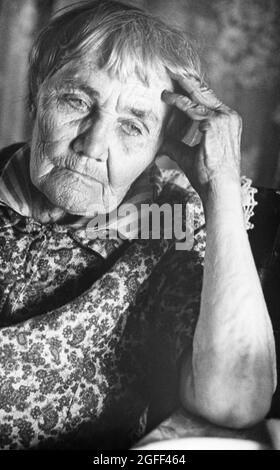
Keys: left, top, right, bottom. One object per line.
{"left": 53, "top": 154, "right": 108, "bottom": 185}
{"left": 60, "top": 167, "right": 98, "bottom": 182}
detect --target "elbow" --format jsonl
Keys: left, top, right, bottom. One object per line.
{"left": 215, "top": 376, "right": 276, "bottom": 429}
{"left": 180, "top": 383, "right": 274, "bottom": 429}
{"left": 179, "top": 345, "right": 277, "bottom": 429}
{"left": 205, "top": 399, "right": 272, "bottom": 430}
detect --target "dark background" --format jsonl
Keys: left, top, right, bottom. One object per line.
{"left": 0, "top": 0, "right": 279, "bottom": 188}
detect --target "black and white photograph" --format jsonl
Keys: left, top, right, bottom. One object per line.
{"left": 0, "top": 0, "right": 279, "bottom": 455}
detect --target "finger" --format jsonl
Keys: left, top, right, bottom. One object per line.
{"left": 169, "top": 71, "right": 225, "bottom": 111}
{"left": 160, "top": 136, "right": 198, "bottom": 172}
{"left": 162, "top": 90, "right": 214, "bottom": 121}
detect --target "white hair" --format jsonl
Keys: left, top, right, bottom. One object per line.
{"left": 28, "top": 1, "right": 203, "bottom": 111}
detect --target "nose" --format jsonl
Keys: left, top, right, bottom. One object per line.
{"left": 72, "top": 115, "right": 109, "bottom": 162}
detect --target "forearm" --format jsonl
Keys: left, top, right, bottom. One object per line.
{"left": 181, "top": 176, "right": 277, "bottom": 427}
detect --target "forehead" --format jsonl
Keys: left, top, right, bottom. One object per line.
{"left": 48, "top": 52, "right": 173, "bottom": 118}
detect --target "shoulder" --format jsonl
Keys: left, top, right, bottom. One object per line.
{"left": 154, "top": 167, "right": 258, "bottom": 232}
{"left": 154, "top": 167, "right": 203, "bottom": 209}
{"left": 154, "top": 167, "right": 196, "bottom": 197}
{"left": 154, "top": 166, "right": 205, "bottom": 233}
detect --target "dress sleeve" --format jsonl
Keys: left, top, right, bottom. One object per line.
{"left": 149, "top": 219, "right": 206, "bottom": 373}
{"left": 145, "top": 172, "right": 206, "bottom": 430}
{"left": 150, "top": 168, "right": 206, "bottom": 358}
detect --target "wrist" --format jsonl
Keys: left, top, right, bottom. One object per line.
{"left": 202, "top": 172, "right": 243, "bottom": 222}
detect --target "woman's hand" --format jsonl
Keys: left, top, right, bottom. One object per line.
{"left": 161, "top": 74, "right": 242, "bottom": 203}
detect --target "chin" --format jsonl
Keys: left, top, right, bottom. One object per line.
{"left": 44, "top": 189, "right": 119, "bottom": 218}
{"left": 38, "top": 180, "right": 100, "bottom": 217}
{"left": 37, "top": 172, "right": 126, "bottom": 217}
{"left": 64, "top": 205, "right": 103, "bottom": 217}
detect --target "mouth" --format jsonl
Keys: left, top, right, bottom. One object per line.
{"left": 61, "top": 167, "right": 97, "bottom": 180}
{"left": 50, "top": 153, "right": 108, "bottom": 185}
{"left": 53, "top": 166, "right": 105, "bottom": 187}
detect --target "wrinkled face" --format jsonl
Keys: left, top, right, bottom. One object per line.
{"left": 30, "top": 52, "right": 173, "bottom": 217}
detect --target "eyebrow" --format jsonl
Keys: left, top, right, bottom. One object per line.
{"left": 126, "top": 107, "right": 160, "bottom": 125}
{"left": 57, "top": 79, "right": 160, "bottom": 125}
{"left": 58, "top": 79, "right": 100, "bottom": 100}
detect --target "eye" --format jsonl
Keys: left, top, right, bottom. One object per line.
{"left": 121, "top": 121, "right": 142, "bottom": 137}
{"left": 61, "top": 93, "right": 90, "bottom": 112}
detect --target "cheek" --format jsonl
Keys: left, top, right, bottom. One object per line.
{"left": 109, "top": 135, "right": 158, "bottom": 188}
{"left": 31, "top": 113, "right": 73, "bottom": 184}
{"left": 36, "top": 100, "right": 80, "bottom": 149}
{"left": 31, "top": 109, "right": 80, "bottom": 169}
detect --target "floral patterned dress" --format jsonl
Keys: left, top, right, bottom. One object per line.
{"left": 0, "top": 145, "right": 255, "bottom": 449}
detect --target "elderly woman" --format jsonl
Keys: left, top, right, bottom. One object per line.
{"left": 0, "top": 0, "right": 276, "bottom": 450}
